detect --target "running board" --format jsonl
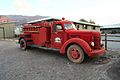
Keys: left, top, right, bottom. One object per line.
{"left": 29, "top": 45, "right": 59, "bottom": 51}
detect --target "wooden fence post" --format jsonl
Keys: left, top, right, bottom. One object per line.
{"left": 105, "top": 33, "right": 107, "bottom": 50}
{"left": 0, "top": 27, "right": 5, "bottom": 39}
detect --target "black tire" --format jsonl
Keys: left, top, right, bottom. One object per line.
{"left": 20, "top": 39, "right": 27, "bottom": 50}
{"left": 67, "top": 44, "right": 84, "bottom": 63}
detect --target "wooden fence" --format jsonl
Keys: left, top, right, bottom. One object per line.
{"left": 101, "top": 33, "right": 120, "bottom": 50}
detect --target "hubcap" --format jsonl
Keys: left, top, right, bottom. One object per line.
{"left": 70, "top": 48, "right": 80, "bottom": 59}
{"left": 21, "top": 41, "right": 25, "bottom": 48}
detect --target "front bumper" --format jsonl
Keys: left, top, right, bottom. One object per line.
{"left": 88, "top": 48, "right": 105, "bottom": 57}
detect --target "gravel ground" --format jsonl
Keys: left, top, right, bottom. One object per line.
{"left": 0, "top": 39, "right": 120, "bottom": 80}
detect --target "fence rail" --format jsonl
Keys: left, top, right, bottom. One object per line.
{"left": 102, "top": 40, "right": 120, "bottom": 42}
{"left": 101, "top": 34, "right": 120, "bottom": 37}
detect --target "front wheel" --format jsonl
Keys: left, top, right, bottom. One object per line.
{"left": 67, "top": 44, "right": 84, "bottom": 63}
{"left": 20, "top": 39, "right": 27, "bottom": 50}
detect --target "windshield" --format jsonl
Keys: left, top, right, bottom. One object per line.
{"left": 64, "top": 23, "right": 76, "bottom": 30}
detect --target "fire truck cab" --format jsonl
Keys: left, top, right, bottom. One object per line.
{"left": 18, "top": 19, "right": 105, "bottom": 63}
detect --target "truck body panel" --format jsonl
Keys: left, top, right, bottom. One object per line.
{"left": 31, "top": 27, "right": 47, "bottom": 46}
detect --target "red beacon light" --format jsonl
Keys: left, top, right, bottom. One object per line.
{"left": 62, "top": 17, "right": 65, "bottom": 21}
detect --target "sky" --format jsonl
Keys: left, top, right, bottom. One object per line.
{"left": 0, "top": 0, "right": 120, "bottom": 25}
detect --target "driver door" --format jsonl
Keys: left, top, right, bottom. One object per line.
{"left": 51, "top": 23, "right": 64, "bottom": 49}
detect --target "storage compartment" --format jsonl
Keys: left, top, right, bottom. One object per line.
{"left": 31, "top": 27, "right": 50, "bottom": 46}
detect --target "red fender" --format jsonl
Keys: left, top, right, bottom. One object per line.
{"left": 60, "top": 38, "right": 92, "bottom": 55}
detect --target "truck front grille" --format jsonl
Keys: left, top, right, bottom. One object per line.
{"left": 94, "top": 37, "right": 101, "bottom": 49}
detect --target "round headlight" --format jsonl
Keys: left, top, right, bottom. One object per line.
{"left": 91, "top": 42, "right": 95, "bottom": 46}
{"left": 101, "top": 40, "right": 103, "bottom": 44}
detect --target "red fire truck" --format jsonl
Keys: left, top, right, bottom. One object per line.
{"left": 18, "top": 19, "right": 105, "bottom": 63}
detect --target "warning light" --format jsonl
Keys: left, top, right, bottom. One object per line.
{"left": 62, "top": 17, "right": 65, "bottom": 21}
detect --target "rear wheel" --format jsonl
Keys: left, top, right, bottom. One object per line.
{"left": 67, "top": 44, "right": 84, "bottom": 63}
{"left": 20, "top": 39, "right": 27, "bottom": 50}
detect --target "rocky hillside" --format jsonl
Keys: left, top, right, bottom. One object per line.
{"left": 2, "top": 15, "right": 48, "bottom": 26}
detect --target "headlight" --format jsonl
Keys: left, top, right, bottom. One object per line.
{"left": 91, "top": 42, "right": 95, "bottom": 46}
{"left": 101, "top": 40, "right": 103, "bottom": 44}
{"left": 101, "top": 40, "right": 104, "bottom": 47}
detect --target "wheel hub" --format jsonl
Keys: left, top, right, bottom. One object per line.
{"left": 21, "top": 41, "right": 25, "bottom": 48}
{"left": 71, "top": 48, "right": 80, "bottom": 59}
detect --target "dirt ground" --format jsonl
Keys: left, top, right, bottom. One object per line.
{"left": 0, "top": 39, "right": 120, "bottom": 80}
